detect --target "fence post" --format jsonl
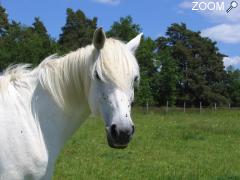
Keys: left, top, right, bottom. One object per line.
{"left": 214, "top": 102, "right": 217, "bottom": 111}
{"left": 166, "top": 101, "right": 169, "bottom": 113}
{"left": 146, "top": 101, "right": 149, "bottom": 113}
{"left": 229, "top": 103, "right": 231, "bottom": 109}
{"left": 184, "top": 101, "right": 186, "bottom": 113}
{"left": 200, "top": 101, "right": 202, "bottom": 113}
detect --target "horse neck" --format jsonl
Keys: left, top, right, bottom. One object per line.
{"left": 33, "top": 47, "right": 96, "bottom": 167}
{"left": 32, "top": 82, "right": 90, "bottom": 174}
{"left": 40, "top": 45, "right": 95, "bottom": 115}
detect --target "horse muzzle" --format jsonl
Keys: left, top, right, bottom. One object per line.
{"left": 105, "top": 124, "right": 135, "bottom": 149}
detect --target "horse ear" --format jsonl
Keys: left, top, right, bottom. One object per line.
{"left": 127, "top": 33, "right": 143, "bottom": 54}
{"left": 93, "top": 27, "right": 106, "bottom": 50}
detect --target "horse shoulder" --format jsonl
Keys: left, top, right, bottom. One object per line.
{"left": 0, "top": 90, "right": 49, "bottom": 179}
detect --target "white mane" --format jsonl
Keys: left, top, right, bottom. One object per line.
{"left": 0, "top": 64, "right": 32, "bottom": 92}
{"left": 0, "top": 38, "right": 139, "bottom": 113}
{"left": 40, "top": 38, "right": 139, "bottom": 112}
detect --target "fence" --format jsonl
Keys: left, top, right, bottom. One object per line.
{"left": 139, "top": 101, "right": 240, "bottom": 113}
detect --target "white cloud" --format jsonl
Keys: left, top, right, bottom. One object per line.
{"left": 223, "top": 56, "right": 240, "bottom": 67}
{"left": 201, "top": 24, "right": 240, "bottom": 43}
{"left": 94, "top": 0, "right": 120, "bottom": 5}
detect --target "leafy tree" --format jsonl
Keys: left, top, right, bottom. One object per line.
{"left": 0, "top": 16, "right": 57, "bottom": 70}
{"left": 32, "top": 17, "right": 48, "bottom": 38}
{"left": 59, "top": 8, "right": 97, "bottom": 53}
{"left": 152, "top": 49, "right": 178, "bottom": 106}
{"left": 135, "top": 38, "right": 157, "bottom": 106}
{"left": 136, "top": 37, "right": 156, "bottom": 76}
{"left": 226, "top": 66, "right": 240, "bottom": 106}
{"left": 107, "top": 16, "right": 141, "bottom": 42}
{"left": 0, "top": 21, "right": 22, "bottom": 70}
{"left": 156, "top": 23, "right": 228, "bottom": 106}
{"left": 0, "top": 5, "right": 8, "bottom": 36}
{"left": 135, "top": 75, "right": 154, "bottom": 106}
{"left": 31, "top": 17, "right": 58, "bottom": 64}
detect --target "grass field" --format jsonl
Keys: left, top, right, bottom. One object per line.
{"left": 53, "top": 109, "right": 240, "bottom": 180}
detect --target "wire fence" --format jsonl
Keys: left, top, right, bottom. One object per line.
{"left": 138, "top": 101, "right": 240, "bottom": 114}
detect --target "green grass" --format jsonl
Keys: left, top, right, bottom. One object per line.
{"left": 54, "top": 109, "right": 240, "bottom": 180}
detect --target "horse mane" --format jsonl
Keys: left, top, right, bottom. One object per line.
{"left": 0, "top": 64, "right": 32, "bottom": 92}
{"left": 0, "top": 38, "right": 139, "bottom": 112}
{"left": 38, "top": 45, "right": 95, "bottom": 112}
{"left": 39, "top": 38, "right": 139, "bottom": 112}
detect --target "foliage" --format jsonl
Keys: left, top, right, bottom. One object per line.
{"left": 226, "top": 66, "right": 240, "bottom": 107}
{"left": 135, "top": 75, "right": 154, "bottom": 106}
{"left": 136, "top": 37, "right": 156, "bottom": 76}
{"left": 0, "top": 5, "right": 9, "bottom": 36}
{"left": 156, "top": 23, "right": 228, "bottom": 106}
{"left": 107, "top": 16, "right": 141, "bottom": 42}
{"left": 0, "top": 10, "right": 57, "bottom": 70}
{"left": 58, "top": 8, "right": 97, "bottom": 53}
{"left": 152, "top": 49, "right": 178, "bottom": 106}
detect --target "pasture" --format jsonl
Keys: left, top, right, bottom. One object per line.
{"left": 54, "top": 109, "right": 240, "bottom": 180}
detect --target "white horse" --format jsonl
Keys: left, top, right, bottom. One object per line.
{"left": 0, "top": 28, "right": 142, "bottom": 179}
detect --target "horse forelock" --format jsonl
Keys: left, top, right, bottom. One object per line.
{"left": 93, "top": 38, "right": 139, "bottom": 90}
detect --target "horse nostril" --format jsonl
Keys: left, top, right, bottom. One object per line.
{"left": 110, "top": 124, "right": 117, "bottom": 138}
{"left": 132, "top": 125, "right": 135, "bottom": 135}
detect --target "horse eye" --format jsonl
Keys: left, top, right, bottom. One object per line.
{"left": 95, "top": 72, "right": 100, "bottom": 80}
{"left": 134, "top": 76, "right": 139, "bottom": 82}
{"left": 133, "top": 76, "right": 139, "bottom": 88}
{"left": 131, "top": 101, "right": 135, "bottom": 107}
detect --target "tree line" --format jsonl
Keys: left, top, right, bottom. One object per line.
{"left": 0, "top": 5, "right": 239, "bottom": 107}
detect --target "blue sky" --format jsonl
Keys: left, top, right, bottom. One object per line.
{"left": 1, "top": 0, "right": 240, "bottom": 68}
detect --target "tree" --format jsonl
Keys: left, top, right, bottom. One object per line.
{"left": 0, "top": 21, "right": 22, "bottom": 70}
{"left": 135, "top": 38, "right": 158, "bottom": 106}
{"left": 0, "top": 5, "right": 9, "bottom": 36}
{"left": 31, "top": 17, "right": 58, "bottom": 64}
{"left": 135, "top": 75, "right": 154, "bottom": 106}
{"left": 59, "top": 8, "right": 97, "bottom": 53}
{"left": 152, "top": 49, "right": 178, "bottom": 106}
{"left": 0, "top": 16, "right": 57, "bottom": 70}
{"left": 32, "top": 17, "right": 48, "bottom": 38}
{"left": 136, "top": 37, "right": 156, "bottom": 76}
{"left": 107, "top": 16, "right": 141, "bottom": 42}
{"left": 156, "top": 23, "right": 228, "bottom": 106}
{"left": 226, "top": 66, "right": 240, "bottom": 106}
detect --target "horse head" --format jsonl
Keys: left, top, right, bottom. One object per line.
{"left": 88, "top": 28, "right": 142, "bottom": 149}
